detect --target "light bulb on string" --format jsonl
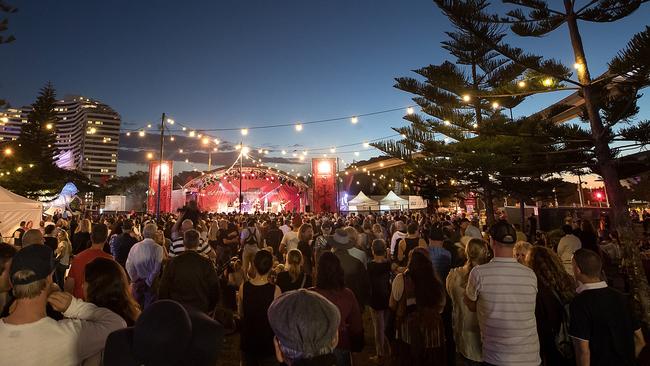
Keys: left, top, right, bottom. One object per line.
{"left": 363, "top": 142, "right": 370, "bottom": 148}
{"left": 182, "top": 127, "right": 187, "bottom": 131}
{"left": 170, "top": 136, "right": 175, "bottom": 141}
{"left": 146, "top": 152, "right": 154, "bottom": 160}
{"left": 179, "top": 149, "right": 183, "bottom": 153}
{"left": 258, "top": 149, "right": 263, "bottom": 154}
{"left": 281, "top": 150, "right": 287, "bottom": 155}
{"left": 189, "top": 131, "right": 196, "bottom": 137}
{"left": 126, "top": 132, "right": 131, "bottom": 136}
{"left": 542, "top": 78, "right": 554, "bottom": 87}
{"left": 330, "top": 147, "right": 336, "bottom": 153}
{"left": 492, "top": 102, "right": 500, "bottom": 109}
{"left": 295, "top": 123, "right": 303, "bottom": 132}
{"left": 167, "top": 118, "right": 174, "bottom": 124}
{"left": 147, "top": 124, "right": 152, "bottom": 128}
{"left": 354, "top": 151, "right": 360, "bottom": 156}
{"left": 138, "top": 130, "right": 144, "bottom": 137}
{"left": 462, "top": 94, "right": 471, "bottom": 102}
{"left": 241, "top": 128, "right": 249, "bottom": 136}
{"left": 351, "top": 116, "right": 358, "bottom": 124}
{"left": 443, "top": 120, "right": 451, "bottom": 125}
{"left": 185, "top": 158, "right": 189, "bottom": 163}
{"left": 406, "top": 107, "right": 414, "bottom": 115}
{"left": 213, "top": 138, "right": 219, "bottom": 144}
{"left": 518, "top": 81, "right": 526, "bottom": 88}
{"left": 202, "top": 137, "right": 209, "bottom": 145}
{"left": 197, "top": 134, "right": 202, "bottom": 139}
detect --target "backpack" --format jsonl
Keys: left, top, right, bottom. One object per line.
{"left": 551, "top": 289, "right": 574, "bottom": 359}
{"left": 244, "top": 228, "right": 260, "bottom": 248}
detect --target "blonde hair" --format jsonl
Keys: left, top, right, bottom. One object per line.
{"left": 286, "top": 249, "right": 303, "bottom": 282}
{"left": 513, "top": 241, "right": 533, "bottom": 259}
{"left": 462, "top": 238, "right": 488, "bottom": 286}
{"left": 12, "top": 270, "right": 48, "bottom": 299}
{"left": 76, "top": 219, "right": 92, "bottom": 233}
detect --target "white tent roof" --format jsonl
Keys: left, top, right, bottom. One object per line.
{"left": 380, "top": 191, "right": 408, "bottom": 204}
{"left": 348, "top": 191, "right": 378, "bottom": 205}
{"left": 0, "top": 186, "right": 43, "bottom": 241}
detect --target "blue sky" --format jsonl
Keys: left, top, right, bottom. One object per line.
{"left": 2, "top": 0, "right": 648, "bottom": 179}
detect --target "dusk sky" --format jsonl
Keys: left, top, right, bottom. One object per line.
{"left": 2, "top": 0, "right": 648, "bottom": 178}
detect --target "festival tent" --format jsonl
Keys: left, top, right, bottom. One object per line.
{"left": 0, "top": 186, "right": 43, "bottom": 242}
{"left": 347, "top": 191, "right": 379, "bottom": 211}
{"left": 380, "top": 191, "right": 409, "bottom": 210}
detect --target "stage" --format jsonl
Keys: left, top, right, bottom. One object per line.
{"left": 183, "top": 166, "right": 309, "bottom": 213}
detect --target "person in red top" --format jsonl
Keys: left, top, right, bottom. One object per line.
{"left": 65, "top": 223, "right": 113, "bottom": 299}
{"left": 311, "top": 252, "right": 363, "bottom": 366}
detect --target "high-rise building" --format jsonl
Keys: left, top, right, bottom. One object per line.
{"left": 0, "top": 95, "right": 121, "bottom": 180}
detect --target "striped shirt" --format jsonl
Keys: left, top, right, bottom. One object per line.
{"left": 466, "top": 257, "right": 540, "bottom": 366}
{"left": 169, "top": 237, "right": 213, "bottom": 258}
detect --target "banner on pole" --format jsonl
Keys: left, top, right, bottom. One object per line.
{"left": 147, "top": 160, "right": 173, "bottom": 214}
{"left": 311, "top": 158, "right": 337, "bottom": 213}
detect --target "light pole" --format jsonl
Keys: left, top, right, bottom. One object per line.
{"left": 239, "top": 143, "right": 243, "bottom": 213}
{"left": 155, "top": 112, "right": 165, "bottom": 219}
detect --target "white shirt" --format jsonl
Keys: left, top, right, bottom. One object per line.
{"left": 0, "top": 298, "right": 126, "bottom": 366}
{"left": 466, "top": 257, "right": 540, "bottom": 366}
{"left": 557, "top": 234, "right": 581, "bottom": 275}
{"left": 464, "top": 224, "right": 482, "bottom": 239}
{"left": 279, "top": 224, "right": 291, "bottom": 235}
{"left": 576, "top": 280, "right": 607, "bottom": 294}
{"left": 281, "top": 230, "right": 300, "bottom": 252}
{"left": 126, "top": 238, "right": 164, "bottom": 286}
{"left": 390, "top": 231, "right": 407, "bottom": 257}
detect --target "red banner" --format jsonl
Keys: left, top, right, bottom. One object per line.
{"left": 147, "top": 160, "right": 173, "bottom": 214}
{"left": 311, "top": 158, "right": 337, "bottom": 213}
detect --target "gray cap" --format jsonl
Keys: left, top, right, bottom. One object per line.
{"left": 267, "top": 289, "right": 340, "bottom": 358}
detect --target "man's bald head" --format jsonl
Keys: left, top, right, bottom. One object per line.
{"left": 181, "top": 219, "right": 194, "bottom": 232}
{"left": 22, "top": 229, "right": 44, "bottom": 247}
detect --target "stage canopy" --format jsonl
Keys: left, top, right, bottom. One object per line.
{"left": 380, "top": 191, "right": 409, "bottom": 210}
{"left": 184, "top": 166, "right": 309, "bottom": 213}
{"left": 0, "top": 186, "right": 43, "bottom": 240}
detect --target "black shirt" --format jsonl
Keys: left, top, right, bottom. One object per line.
{"left": 367, "top": 261, "right": 391, "bottom": 310}
{"left": 276, "top": 271, "right": 312, "bottom": 293}
{"left": 43, "top": 236, "right": 58, "bottom": 253}
{"left": 569, "top": 286, "right": 640, "bottom": 366}
{"left": 112, "top": 233, "right": 139, "bottom": 268}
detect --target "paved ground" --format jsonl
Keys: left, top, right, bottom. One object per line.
{"left": 219, "top": 310, "right": 378, "bottom": 366}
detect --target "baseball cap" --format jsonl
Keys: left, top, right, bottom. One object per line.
{"left": 268, "top": 289, "right": 340, "bottom": 357}
{"left": 489, "top": 220, "right": 517, "bottom": 245}
{"left": 10, "top": 245, "right": 56, "bottom": 285}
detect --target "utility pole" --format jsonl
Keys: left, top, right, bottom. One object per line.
{"left": 577, "top": 174, "right": 584, "bottom": 207}
{"left": 239, "top": 141, "right": 243, "bottom": 213}
{"left": 156, "top": 112, "right": 165, "bottom": 219}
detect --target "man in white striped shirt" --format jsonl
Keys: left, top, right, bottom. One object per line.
{"left": 464, "top": 220, "right": 540, "bottom": 366}
{"left": 170, "top": 219, "right": 214, "bottom": 259}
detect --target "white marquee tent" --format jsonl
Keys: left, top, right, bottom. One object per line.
{"left": 347, "top": 191, "right": 380, "bottom": 211}
{"left": 380, "top": 191, "right": 409, "bottom": 210}
{"left": 0, "top": 186, "right": 42, "bottom": 241}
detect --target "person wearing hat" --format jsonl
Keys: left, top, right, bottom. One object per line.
{"left": 460, "top": 218, "right": 482, "bottom": 240}
{"left": 103, "top": 299, "right": 224, "bottom": 366}
{"left": 268, "top": 289, "right": 340, "bottom": 366}
{"left": 0, "top": 245, "right": 126, "bottom": 365}
{"left": 329, "top": 229, "right": 370, "bottom": 310}
{"left": 464, "top": 220, "right": 540, "bottom": 366}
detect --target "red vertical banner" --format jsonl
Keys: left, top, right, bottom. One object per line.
{"left": 311, "top": 158, "right": 337, "bottom": 213}
{"left": 147, "top": 160, "right": 173, "bottom": 214}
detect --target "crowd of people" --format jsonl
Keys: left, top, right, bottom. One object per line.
{"left": 0, "top": 200, "right": 648, "bottom": 366}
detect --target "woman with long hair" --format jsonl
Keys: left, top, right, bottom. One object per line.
{"left": 297, "top": 223, "right": 314, "bottom": 276}
{"left": 312, "top": 252, "right": 364, "bottom": 366}
{"left": 525, "top": 246, "right": 575, "bottom": 366}
{"left": 390, "top": 248, "right": 447, "bottom": 366}
{"left": 513, "top": 241, "right": 533, "bottom": 265}
{"left": 275, "top": 248, "right": 312, "bottom": 292}
{"left": 578, "top": 220, "right": 599, "bottom": 253}
{"left": 446, "top": 238, "right": 488, "bottom": 365}
{"left": 84, "top": 257, "right": 141, "bottom": 326}
{"left": 72, "top": 219, "right": 92, "bottom": 255}
{"left": 54, "top": 230, "right": 73, "bottom": 289}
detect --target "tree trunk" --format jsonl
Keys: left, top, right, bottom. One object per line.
{"left": 565, "top": 0, "right": 650, "bottom": 327}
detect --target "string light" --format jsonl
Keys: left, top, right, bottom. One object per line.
{"left": 213, "top": 138, "right": 220, "bottom": 144}
{"left": 351, "top": 116, "right": 358, "bottom": 124}
{"left": 363, "top": 142, "right": 370, "bottom": 148}
{"left": 138, "top": 130, "right": 145, "bottom": 137}
{"left": 295, "top": 123, "right": 303, "bottom": 132}
{"left": 45, "top": 123, "right": 53, "bottom": 130}
{"left": 406, "top": 107, "right": 414, "bottom": 115}
{"left": 354, "top": 151, "right": 359, "bottom": 156}
{"left": 202, "top": 137, "right": 210, "bottom": 145}
{"left": 573, "top": 62, "right": 584, "bottom": 71}
{"left": 473, "top": 123, "right": 479, "bottom": 129}
{"left": 189, "top": 131, "right": 196, "bottom": 137}
{"left": 170, "top": 136, "right": 175, "bottom": 141}
{"left": 330, "top": 147, "right": 336, "bottom": 153}
{"left": 241, "top": 128, "right": 249, "bottom": 136}
{"left": 3, "top": 148, "right": 11, "bottom": 156}
{"left": 443, "top": 120, "right": 451, "bottom": 125}
{"left": 462, "top": 94, "right": 471, "bottom": 102}
{"left": 179, "top": 149, "right": 183, "bottom": 153}
{"left": 518, "top": 81, "right": 526, "bottom": 88}
{"left": 167, "top": 118, "right": 175, "bottom": 124}
{"left": 182, "top": 127, "right": 187, "bottom": 131}
{"left": 126, "top": 132, "right": 131, "bottom": 136}
{"left": 185, "top": 158, "right": 189, "bottom": 163}
{"left": 281, "top": 150, "right": 287, "bottom": 155}
{"left": 197, "top": 134, "right": 203, "bottom": 139}
{"left": 146, "top": 152, "right": 154, "bottom": 159}
{"left": 542, "top": 78, "right": 554, "bottom": 87}
{"left": 147, "top": 124, "right": 152, "bottom": 128}
{"left": 492, "top": 102, "right": 500, "bottom": 109}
